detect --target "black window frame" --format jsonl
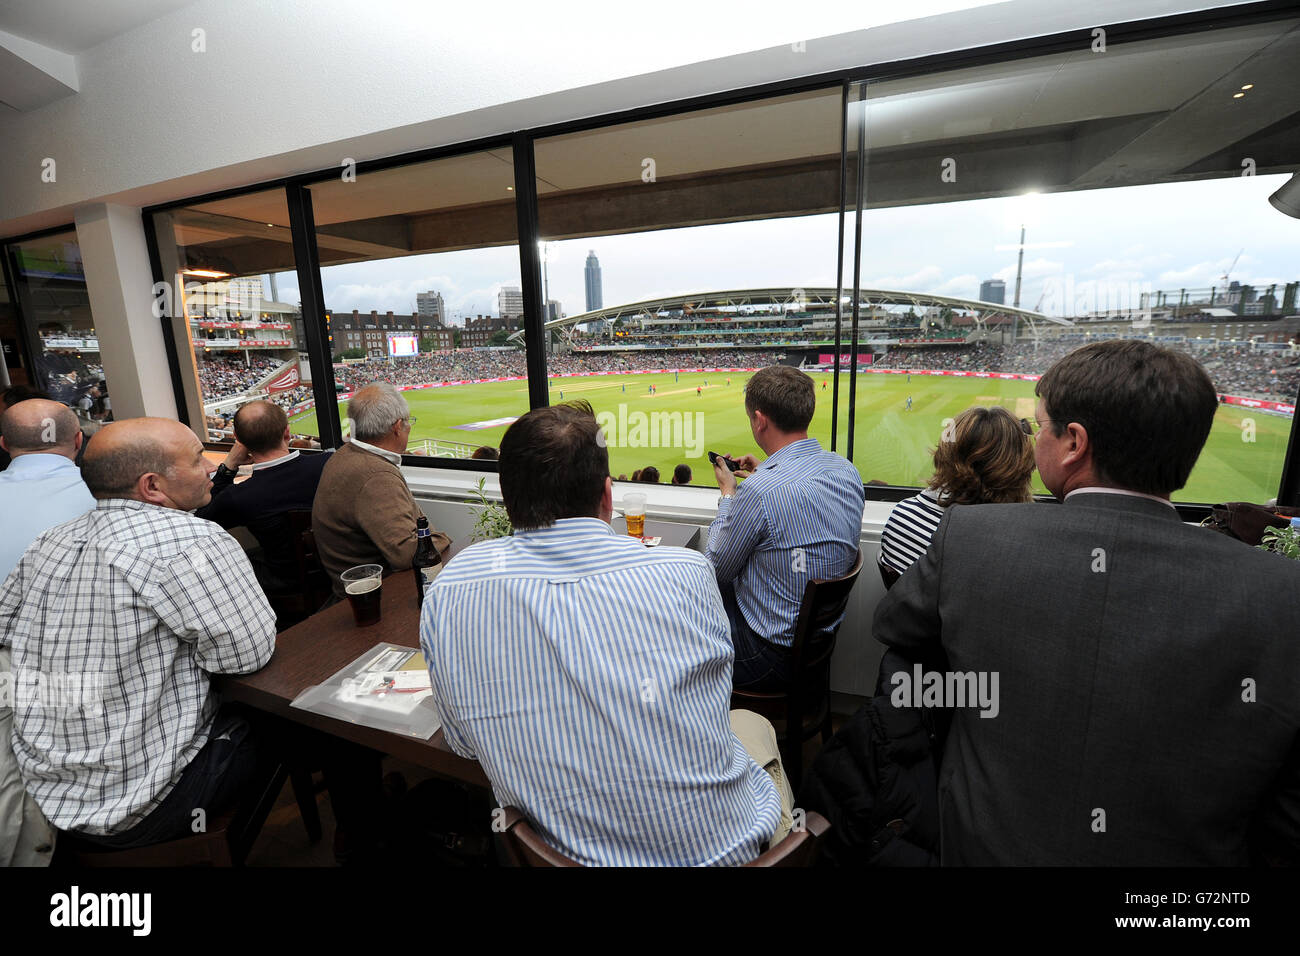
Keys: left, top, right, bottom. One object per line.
{"left": 119, "top": 0, "right": 1300, "bottom": 511}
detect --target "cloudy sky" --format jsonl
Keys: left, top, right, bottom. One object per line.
{"left": 279, "top": 172, "right": 1297, "bottom": 324}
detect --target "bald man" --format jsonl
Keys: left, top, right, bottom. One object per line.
{"left": 0, "top": 399, "right": 92, "bottom": 866}
{"left": 0, "top": 417, "right": 276, "bottom": 849}
{"left": 195, "top": 400, "right": 330, "bottom": 602}
{"left": 0, "top": 385, "right": 53, "bottom": 472}
{"left": 0, "top": 400, "right": 94, "bottom": 582}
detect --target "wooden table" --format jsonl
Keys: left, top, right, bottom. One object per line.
{"left": 610, "top": 517, "right": 702, "bottom": 550}
{"left": 218, "top": 522, "right": 695, "bottom": 788}
{"left": 216, "top": 568, "right": 490, "bottom": 790}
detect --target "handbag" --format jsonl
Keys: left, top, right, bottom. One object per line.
{"left": 1200, "top": 502, "right": 1300, "bottom": 547}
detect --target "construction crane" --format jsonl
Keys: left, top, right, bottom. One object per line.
{"left": 1215, "top": 249, "right": 1243, "bottom": 305}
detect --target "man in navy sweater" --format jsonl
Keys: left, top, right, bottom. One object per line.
{"left": 196, "top": 400, "right": 329, "bottom": 595}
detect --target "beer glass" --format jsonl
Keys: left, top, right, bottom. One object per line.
{"left": 623, "top": 493, "right": 647, "bottom": 538}
{"left": 341, "top": 564, "right": 384, "bottom": 626}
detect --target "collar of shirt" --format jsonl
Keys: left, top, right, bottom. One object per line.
{"left": 512, "top": 516, "right": 614, "bottom": 544}
{"left": 250, "top": 449, "right": 300, "bottom": 472}
{"left": 0, "top": 452, "right": 79, "bottom": 480}
{"left": 757, "top": 437, "right": 821, "bottom": 472}
{"left": 94, "top": 497, "right": 175, "bottom": 515}
{"left": 1064, "top": 486, "right": 1175, "bottom": 509}
{"left": 348, "top": 438, "right": 402, "bottom": 466}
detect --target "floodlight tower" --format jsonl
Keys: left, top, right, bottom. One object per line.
{"left": 1014, "top": 224, "right": 1025, "bottom": 309}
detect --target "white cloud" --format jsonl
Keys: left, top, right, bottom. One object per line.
{"left": 992, "top": 257, "right": 1064, "bottom": 283}
{"left": 1156, "top": 261, "right": 1222, "bottom": 286}
{"left": 864, "top": 265, "right": 944, "bottom": 290}
{"left": 933, "top": 273, "right": 982, "bottom": 298}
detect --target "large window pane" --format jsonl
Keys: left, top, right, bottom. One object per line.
{"left": 847, "top": 19, "right": 1300, "bottom": 503}
{"left": 308, "top": 149, "right": 525, "bottom": 459}
{"left": 6, "top": 231, "right": 111, "bottom": 422}
{"left": 0, "top": 264, "right": 24, "bottom": 389}
{"left": 533, "top": 87, "right": 844, "bottom": 484}
{"left": 151, "top": 190, "right": 317, "bottom": 444}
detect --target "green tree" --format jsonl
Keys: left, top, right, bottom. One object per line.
{"left": 490, "top": 329, "right": 512, "bottom": 347}
{"left": 335, "top": 347, "right": 365, "bottom": 360}
{"left": 453, "top": 329, "right": 462, "bottom": 348}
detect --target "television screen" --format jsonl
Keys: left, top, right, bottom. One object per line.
{"left": 388, "top": 335, "right": 418, "bottom": 357}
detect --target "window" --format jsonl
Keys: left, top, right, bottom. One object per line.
{"left": 0, "top": 262, "right": 24, "bottom": 389}
{"left": 307, "top": 149, "right": 524, "bottom": 461}
{"left": 141, "top": 8, "right": 1300, "bottom": 509}
{"left": 5, "top": 231, "right": 110, "bottom": 421}
{"left": 151, "top": 189, "right": 318, "bottom": 445}
{"left": 532, "top": 86, "right": 844, "bottom": 485}
{"left": 845, "top": 19, "right": 1300, "bottom": 503}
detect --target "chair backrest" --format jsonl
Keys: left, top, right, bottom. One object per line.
{"left": 498, "top": 807, "right": 582, "bottom": 867}
{"left": 497, "top": 807, "right": 830, "bottom": 868}
{"left": 287, "top": 509, "right": 329, "bottom": 601}
{"left": 789, "top": 548, "right": 864, "bottom": 675}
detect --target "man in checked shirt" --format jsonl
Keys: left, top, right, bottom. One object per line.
{"left": 0, "top": 418, "right": 277, "bottom": 849}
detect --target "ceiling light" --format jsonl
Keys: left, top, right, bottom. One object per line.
{"left": 182, "top": 268, "right": 231, "bottom": 279}
{"left": 1232, "top": 92, "right": 1245, "bottom": 99}
{"left": 1241, "top": 84, "right": 1254, "bottom": 90}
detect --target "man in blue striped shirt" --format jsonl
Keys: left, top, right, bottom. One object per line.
{"left": 421, "top": 401, "right": 789, "bottom": 866}
{"left": 707, "top": 367, "right": 864, "bottom": 690}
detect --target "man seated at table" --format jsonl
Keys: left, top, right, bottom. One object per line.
{"left": 0, "top": 417, "right": 277, "bottom": 848}
{"left": 706, "top": 365, "right": 865, "bottom": 690}
{"left": 195, "top": 399, "right": 330, "bottom": 596}
{"left": 313, "top": 381, "right": 449, "bottom": 598}
{"left": 421, "top": 400, "right": 791, "bottom": 866}
{"left": 0, "top": 399, "right": 95, "bottom": 866}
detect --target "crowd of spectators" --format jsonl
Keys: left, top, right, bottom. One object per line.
{"left": 269, "top": 385, "right": 313, "bottom": 411}
{"left": 198, "top": 356, "right": 281, "bottom": 398}
{"left": 872, "top": 339, "right": 1300, "bottom": 401}
{"left": 197, "top": 356, "right": 284, "bottom": 400}
{"left": 330, "top": 348, "right": 781, "bottom": 391}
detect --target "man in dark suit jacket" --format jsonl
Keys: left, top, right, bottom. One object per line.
{"left": 874, "top": 339, "right": 1300, "bottom": 866}
{"left": 195, "top": 399, "right": 330, "bottom": 594}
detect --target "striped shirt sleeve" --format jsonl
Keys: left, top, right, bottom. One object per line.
{"left": 879, "top": 493, "right": 946, "bottom": 576}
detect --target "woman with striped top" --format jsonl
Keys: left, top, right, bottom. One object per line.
{"left": 878, "top": 406, "right": 1036, "bottom": 586}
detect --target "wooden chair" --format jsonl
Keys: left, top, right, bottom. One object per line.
{"left": 496, "top": 806, "right": 830, "bottom": 867}
{"left": 730, "top": 549, "right": 864, "bottom": 791}
{"left": 266, "top": 509, "right": 332, "bottom": 631}
{"left": 57, "top": 761, "right": 292, "bottom": 867}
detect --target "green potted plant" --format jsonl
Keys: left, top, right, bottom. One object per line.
{"left": 467, "top": 477, "right": 513, "bottom": 541}
{"left": 1257, "top": 524, "right": 1300, "bottom": 561}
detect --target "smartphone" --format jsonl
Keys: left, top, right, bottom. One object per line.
{"left": 708, "top": 451, "right": 740, "bottom": 472}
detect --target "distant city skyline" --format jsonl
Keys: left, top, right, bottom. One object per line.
{"left": 289, "top": 174, "right": 1297, "bottom": 324}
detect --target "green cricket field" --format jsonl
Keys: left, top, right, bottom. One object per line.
{"left": 290, "top": 370, "right": 1291, "bottom": 504}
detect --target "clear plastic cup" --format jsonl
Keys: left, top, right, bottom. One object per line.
{"left": 341, "top": 564, "right": 384, "bottom": 626}
{"left": 623, "top": 492, "right": 647, "bottom": 538}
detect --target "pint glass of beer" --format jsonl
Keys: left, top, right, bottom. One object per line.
{"left": 341, "top": 564, "right": 384, "bottom": 626}
{"left": 623, "top": 493, "right": 647, "bottom": 538}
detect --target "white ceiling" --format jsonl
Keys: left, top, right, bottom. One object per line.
{"left": 0, "top": 0, "right": 195, "bottom": 54}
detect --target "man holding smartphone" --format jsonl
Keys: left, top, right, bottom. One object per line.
{"left": 706, "top": 366, "right": 865, "bottom": 690}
